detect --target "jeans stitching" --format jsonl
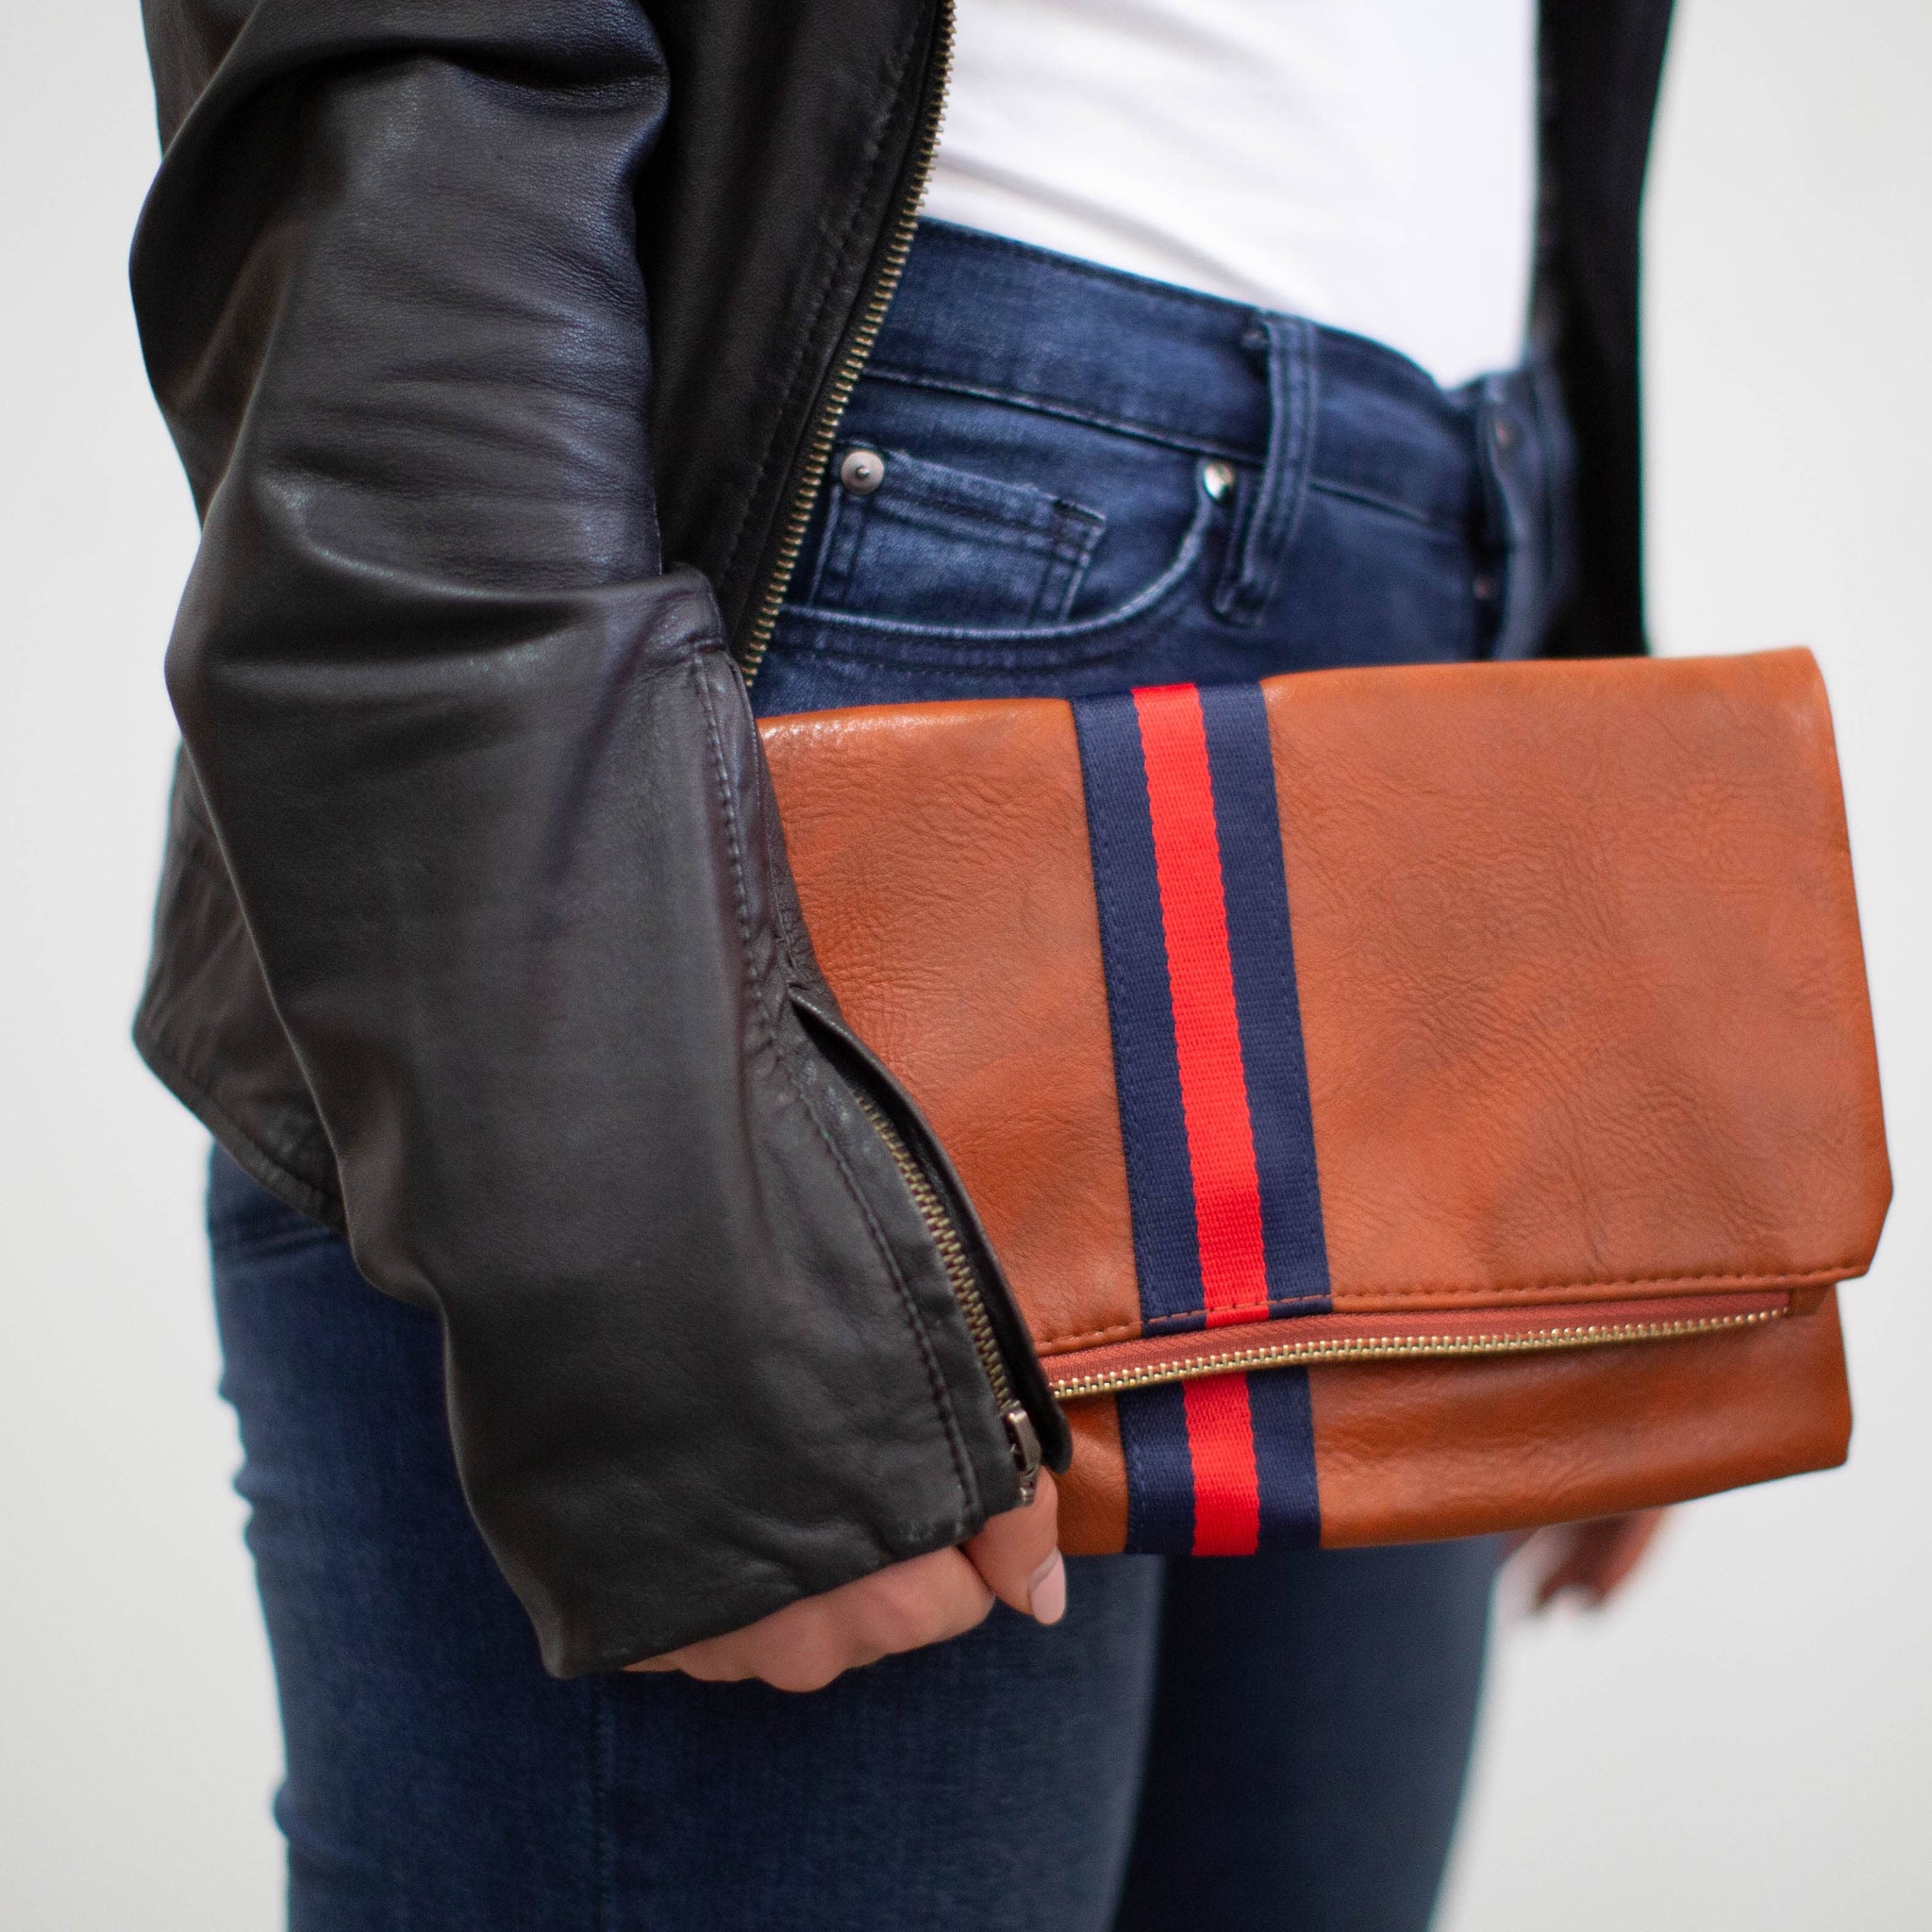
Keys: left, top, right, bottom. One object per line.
{"left": 778, "top": 485, "right": 1216, "bottom": 674}
{"left": 814, "top": 448, "right": 1109, "bottom": 620}
{"left": 864, "top": 361, "right": 1259, "bottom": 462}
{"left": 858, "top": 371, "right": 1476, "bottom": 536}
{"left": 1215, "top": 314, "right": 1317, "bottom": 622}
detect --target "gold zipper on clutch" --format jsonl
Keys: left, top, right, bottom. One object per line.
{"left": 740, "top": 0, "right": 956, "bottom": 687}
{"left": 732, "top": 0, "right": 1764, "bottom": 1458}
{"left": 1047, "top": 1307, "right": 1787, "bottom": 1401}
{"left": 849, "top": 1087, "right": 1042, "bottom": 1502}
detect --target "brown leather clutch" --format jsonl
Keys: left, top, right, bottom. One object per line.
{"left": 760, "top": 650, "right": 1890, "bottom": 1557}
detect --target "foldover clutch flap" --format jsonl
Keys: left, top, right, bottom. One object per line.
{"left": 761, "top": 651, "right": 1890, "bottom": 1554}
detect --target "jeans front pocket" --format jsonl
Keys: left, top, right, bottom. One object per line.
{"left": 805, "top": 446, "right": 1109, "bottom": 630}
{"left": 758, "top": 470, "right": 1223, "bottom": 713}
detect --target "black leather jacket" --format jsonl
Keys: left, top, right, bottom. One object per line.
{"left": 132, "top": 0, "right": 1673, "bottom": 1675}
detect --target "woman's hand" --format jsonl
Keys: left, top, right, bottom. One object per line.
{"left": 1512, "top": 1509, "right": 1669, "bottom": 1611}
{"left": 627, "top": 1472, "right": 1066, "bottom": 1692}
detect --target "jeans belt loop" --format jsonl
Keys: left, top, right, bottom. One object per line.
{"left": 1213, "top": 311, "right": 1317, "bottom": 625}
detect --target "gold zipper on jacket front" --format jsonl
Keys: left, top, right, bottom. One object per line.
{"left": 742, "top": 3, "right": 1035, "bottom": 1501}
{"left": 1047, "top": 1307, "right": 1787, "bottom": 1401}
{"left": 740, "top": 0, "right": 956, "bottom": 687}
{"left": 849, "top": 1087, "right": 1042, "bottom": 1501}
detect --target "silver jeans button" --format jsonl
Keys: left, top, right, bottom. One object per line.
{"left": 840, "top": 446, "right": 887, "bottom": 495}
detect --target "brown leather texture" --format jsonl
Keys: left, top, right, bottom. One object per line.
{"left": 1308, "top": 1290, "right": 1853, "bottom": 1545}
{"left": 1270, "top": 650, "right": 1890, "bottom": 1315}
{"left": 1058, "top": 1397, "right": 1131, "bottom": 1557}
{"left": 765, "top": 699, "right": 1143, "bottom": 1358}
{"left": 1053, "top": 1293, "right": 1850, "bottom": 1556}
{"left": 761, "top": 652, "right": 1889, "bottom": 1550}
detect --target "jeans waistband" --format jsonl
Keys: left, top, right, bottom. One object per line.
{"left": 870, "top": 221, "right": 1576, "bottom": 658}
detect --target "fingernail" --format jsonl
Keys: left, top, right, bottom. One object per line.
{"left": 1028, "top": 1551, "right": 1067, "bottom": 1626}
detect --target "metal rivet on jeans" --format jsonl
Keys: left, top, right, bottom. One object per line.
{"left": 840, "top": 446, "right": 887, "bottom": 494}
{"left": 1199, "top": 458, "right": 1236, "bottom": 504}
{"left": 1491, "top": 414, "right": 1518, "bottom": 453}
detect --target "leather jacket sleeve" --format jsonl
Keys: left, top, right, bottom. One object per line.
{"left": 132, "top": 0, "right": 1061, "bottom": 1676}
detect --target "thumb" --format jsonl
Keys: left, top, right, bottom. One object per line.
{"left": 962, "top": 1469, "right": 1065, "bottom": 1624}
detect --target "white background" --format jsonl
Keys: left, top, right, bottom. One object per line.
{"left": 1, "top": 3, "right": 1925, "bottom": 1926}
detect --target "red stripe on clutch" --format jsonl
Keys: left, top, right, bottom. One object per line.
{"left": 1074, "top": 682, "right": 1327, "bottom": 1557}
{"left": 1181, "top": 1372, "right": 1262, "bottom": 1555}
{"left": 1132, "top": 684, "right": 1271, "bottom": 1324}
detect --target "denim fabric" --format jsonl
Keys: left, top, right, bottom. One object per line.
{"left": 212, "top": 220, "right": 1574, "bottom": 1931}
{"left": 755, "top": 220, "right": 1574, "bottom": 716}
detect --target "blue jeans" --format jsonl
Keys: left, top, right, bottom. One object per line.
{"left": 212, "top": 221, "right": 1574, "bottom": 1930}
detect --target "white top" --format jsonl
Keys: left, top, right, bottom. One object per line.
{"left": 923, "top": 0, "right": 1539, "bottom": 391}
